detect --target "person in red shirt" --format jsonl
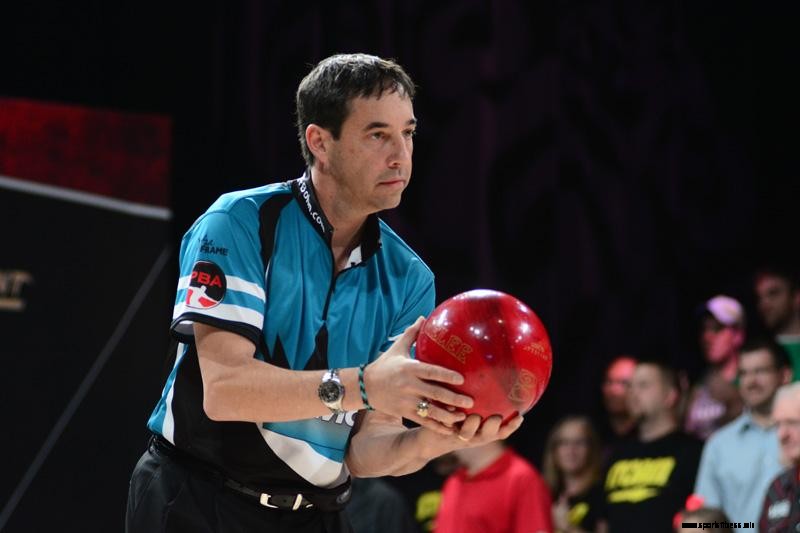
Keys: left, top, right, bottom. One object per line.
{"left": 434, "top": 440, "right": 553, "bottom": 533}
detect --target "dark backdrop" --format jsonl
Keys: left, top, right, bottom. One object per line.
{"left": 1, "top": 1, "right": 797, "bottom": 530}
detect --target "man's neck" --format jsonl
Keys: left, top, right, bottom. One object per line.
{"left": 608, "top": 413, "right": 636, "bottom": 437}
{"left": 638, "top": 414, "right": 676, "bottom": 442}
{"left": 778, "top": 314, "right": 800, "bottom": 336}
{"left": 457, "top": 443, "right": 506, "bottom": 476}
{"left": 713, "top": 354, "right": 739, "bottom": 382}
{"left": 749, "top": 403, "right": 775, "bottom": 428}
{"left": 309, "top": 168, "right": 368, "bottom": 268}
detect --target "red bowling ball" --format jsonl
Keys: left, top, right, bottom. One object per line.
{"left": 415, "top": 289, "right": 553, "bottom": 423}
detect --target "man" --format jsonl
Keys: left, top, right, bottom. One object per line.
{"left": 754, "top": 265, "right": 800, "bottom": 380}
{"left": 599, "top": 355, "right": 638, "bottom": 456}
{"left": 434, "top": 441, "right": 552, "bottom": 533}
{"left": 125, "top": 54, "right": 522, "bottom": 533}
{"left": 693, "top": 339, "right": 792, "bottom": 531}
{"left": 684, "top": 295, "right": 745, "bottom": 440}
{"left": 598, "top": 361, "right": 703, "bottom": 533}
{"left": 759, "top": 382, "right": 800, "bottom": 531}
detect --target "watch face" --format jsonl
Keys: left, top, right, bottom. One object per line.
{"left": 319, "top": 380, "right": 343, "bottom": 403}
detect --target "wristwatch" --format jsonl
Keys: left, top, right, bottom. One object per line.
{"left": 318, "top": 368, "right": 345, "bottom": 413}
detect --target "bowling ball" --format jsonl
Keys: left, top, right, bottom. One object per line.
{"left": 415, "top": 289, "right": 553, "bottom": 422}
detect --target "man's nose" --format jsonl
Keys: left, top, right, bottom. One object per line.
{"left": 388, "top": 135, "right": 411, "bottom": 167}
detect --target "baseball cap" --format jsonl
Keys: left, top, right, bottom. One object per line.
{"left": 704, "top": 295, "right": 745, "bottom": 328}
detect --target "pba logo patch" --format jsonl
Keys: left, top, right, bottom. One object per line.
{"left": 186, "top": 261, "right": 226, "bottom": 309}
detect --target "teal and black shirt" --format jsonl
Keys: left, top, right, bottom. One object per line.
{"left": 147, "top": 173, "right": 435, "bottom": 491}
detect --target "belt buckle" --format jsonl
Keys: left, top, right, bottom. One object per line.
{"left": 259, "top": 493, "right": 308, "bottom": 511}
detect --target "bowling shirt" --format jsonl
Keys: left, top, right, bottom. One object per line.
{"left": 598, "top": 431, "right": 703, "bottom": 533}
{"left": 147, "top": 173, "right": 435, "bottom": 490}
{"left": 434, "top": 448, "right": 553, "bottom": 533}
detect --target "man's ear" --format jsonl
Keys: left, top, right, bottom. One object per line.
{"left": 666, "top": 386, "right": 680, "bottom": 411}
{"left": 781, "top": 366, "right": 793, "bottom": 385}
{"left": 306, "top": 124, "right": 332, "bottom": 167}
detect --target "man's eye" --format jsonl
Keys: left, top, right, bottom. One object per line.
{"left": 404, "top": 129, "right": 417, "bottom": 138}
{"left": 371, "top": 132, "right": 385, "bottom": 140}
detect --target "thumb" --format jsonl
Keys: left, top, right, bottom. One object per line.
{"left": 396, "top": 316, "right": 425, "bottom": 351}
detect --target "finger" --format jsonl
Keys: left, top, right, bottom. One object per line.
{"left": 409, "top": 414, "right": 456, "bottom": 436}
{"left": 418, "top": 382, "right": 473, "bottom": 410}
{"left": 496, "top": 415, "right": 524, "bottom": 440}
{"left": 478, "top": 415, "right": 503, "bottom": 437}
{"left": 395, "top": 317, "right": 426, "bottom": 351}
{"left": 412, "top": 361, "right": 466, "bottom": 388}
{"left": 426, "top": 403, "right": 467, "bottom": 427}
{"left": 458, "top": 414, "right": 482, "bottom": 440}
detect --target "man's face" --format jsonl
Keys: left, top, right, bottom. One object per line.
{"left": 738, "top": 349, "right": 788, "bottom": 411}
{"left": 700, "top": 316, "right": 742, "bottom": 364}
{"left": 773, "top": 391, "right": 800, "bottom": 465}
{"left": 628, "top": 364, "right": 673, "bottom": 421}
{"left": 324, "top": 91, "right": 416, "bottom": 216}
{"left": 603, "top": 357, "right": 637, "bottom": 415}
{"left": 756, "top": 275, "right": 797, "bottom": 331}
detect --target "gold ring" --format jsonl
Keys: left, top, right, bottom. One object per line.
{"left": 416, "top": 399, "right": 430, "bottom": 418}
{"left": 457, "top": 435, "right": 470, "bottom": 442}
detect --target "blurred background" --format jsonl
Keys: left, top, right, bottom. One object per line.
{"left": 0, "top": 1, "right": 797, "bottom": 531}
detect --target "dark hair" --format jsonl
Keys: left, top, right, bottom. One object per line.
{"left": 739, "top": 337, "right": 792, "bottom": 369}
{"left": 755, "top": 263, "right": 800, "bottom": 291}
{"left": 637, "top": 358, "right": 681, "bottom": 394}
{"left": 295, "top": 53, "right": 416, "bottom": 167}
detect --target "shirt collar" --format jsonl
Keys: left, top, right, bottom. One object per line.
{"left": 290, "top": 172, "right": 382, "bottom": 264}
{"left": 736, "top": 409, "right": 774, "bottom": 434}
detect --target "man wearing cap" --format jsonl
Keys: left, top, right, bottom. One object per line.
{"left": 683, "top": 295, "right": 745, "bottom": 440}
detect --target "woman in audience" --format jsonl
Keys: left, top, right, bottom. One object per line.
{"left": 543, "top": 415, "right": 604, "bottom": 533}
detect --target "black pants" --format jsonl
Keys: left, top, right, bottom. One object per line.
{"left": 125, "top": 443, "right": 354, "bottom": 533}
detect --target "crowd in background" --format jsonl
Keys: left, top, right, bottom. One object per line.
{"left": 347, "top": 264, "right": 800, "bottom": 533}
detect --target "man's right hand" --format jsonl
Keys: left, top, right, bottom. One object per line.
{"left": 363, "top": 317, "right": 474, "bottom": 434}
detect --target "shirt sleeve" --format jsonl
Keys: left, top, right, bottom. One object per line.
{"left": 380, "top": 257, "right": 436, "bottom": 355}
{"left": 693, "top": 436, "right": 722, "bottom": 508}
{"left": 170, "top": 207, "right": 266, "bottom": 345}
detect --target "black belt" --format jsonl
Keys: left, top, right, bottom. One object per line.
{"left": 149, "top": 435, "right": 350, "bottom": 512}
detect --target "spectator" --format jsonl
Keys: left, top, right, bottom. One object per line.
{"left": 435, "top": 441, "right": 552, "bottom": 533}
{"left": 693, "top": 339, "right": 792, "bottom": 531}
{"left": 759, "top": 382, "right": 800, "bottom": 532}
{"left": 684, "top": 295, "right": 745, "bottom": 440}
{"left": 543, "top": 415, "right": 604, "bottom": 533}
{"left": 597, "top": 360, "right": 703, "bottom": 533}
{"left": 599, "top": 356, "right": 638, "bottom": 454}
{"left": 754, "top": 265, "right": 800, "bottom": 380}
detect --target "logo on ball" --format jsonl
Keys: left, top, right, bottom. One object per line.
{"left": 507, "top": 369, "right": 537, "bottom": 404}
{"left": 422, "top": 320, "right": 473, "bottom": 364}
